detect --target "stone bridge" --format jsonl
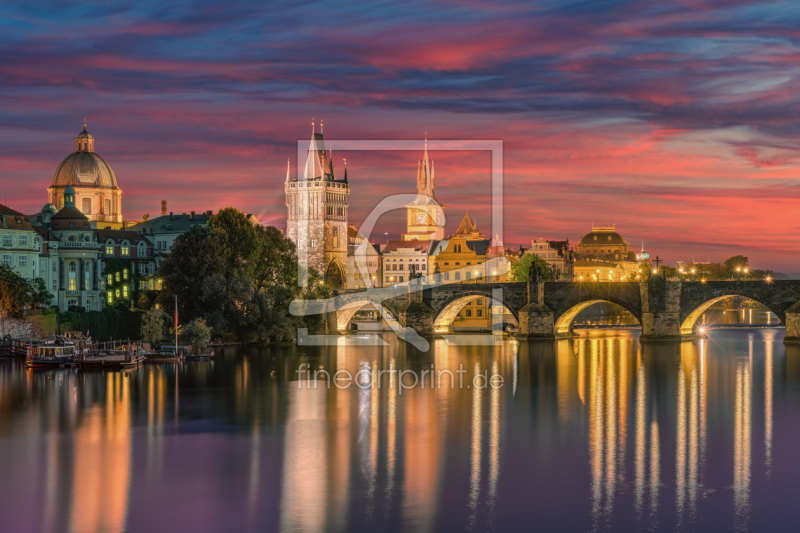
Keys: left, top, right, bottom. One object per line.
{"left": 328, "top": 279, "right": 800, "bottom": 342}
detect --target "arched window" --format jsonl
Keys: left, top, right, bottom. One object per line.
{"left": 68, "top": 261, "right": 77, "bottom": 290}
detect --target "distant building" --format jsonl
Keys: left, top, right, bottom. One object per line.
{"left": 28, "top": 187, "right": 106, "bottom": 311}
{"left": 382, "top": 240, "right": 432, "bottom": 286}
{"left": 131, "top": 202, "right": 212, "bottom": 268}
{"left": 403, "top": 137, "right": 445, "bottom": 241}
{"left": 574, "top": 225, "right": 640, "bottom": 281}
{"left": 347, "top": 226, "right": 381, "bottom": 289}
{"left": 96, "top": 229, "right": 156, "bottom": 300}
{"left": 522, "top": 237, "right": 574, "bottom": 280}
{"left": 48, "top": 124, "right": 125, "bottom": 229}
{"left": 0, "top": 204, "right": 41, "bottom": 283}
{"left": 285, "top": 123, "right": 349, "bottom": 288}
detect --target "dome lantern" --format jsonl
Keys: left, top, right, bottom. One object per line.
{"left": 76, "top": 121, "right": 94, "bottom": 152}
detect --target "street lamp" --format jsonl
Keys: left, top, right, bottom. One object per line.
{"left": 744, "top": 267, "right": 749, "bottom": 281}
{"left": 736, "top": 266, "right": 741, "bottom": 281}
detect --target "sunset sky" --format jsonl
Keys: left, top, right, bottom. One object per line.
{"left": 2, "top": 0, "right": 800, "bottom": 271}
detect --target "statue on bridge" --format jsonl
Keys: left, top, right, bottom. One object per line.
{"left": 529, "top": 260, "right": 540, "bottom": 283}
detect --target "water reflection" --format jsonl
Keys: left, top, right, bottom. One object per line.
{"left": 0, "top": 329, "right": 792, "bottom": 532}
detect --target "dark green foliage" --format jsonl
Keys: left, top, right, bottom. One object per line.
{"left": 57, "top": 309, "right": 142, "bottom": 341}
{"left": 180, "top": 318, "right": 212, "bottom": 353}
{"left": 510, "top": 253, "right": 553, "bottom": 282}
{"left": 158, "top": 207, "right": 307, "bottom": 343}
{"left": 0, "top": 263, "right": 53, "bottom": 318}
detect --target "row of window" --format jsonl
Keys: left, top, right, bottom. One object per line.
{"left": 76, "top": 197, "right": 114, "bottom": 216}
{"left": 443, "top": 271, "right": 483, "bottom": 281}
{"left": 2, "top": 234, "right": 33, "bottom": 247}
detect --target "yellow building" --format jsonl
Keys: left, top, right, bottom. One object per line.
{"left": 430, "top": 214, "right": 510, "bottom": 331}
{"left": 573, "top": 225, "right": 641, "bottom": 281}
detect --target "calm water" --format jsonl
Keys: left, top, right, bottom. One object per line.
{"left": 2, "top": 329, "right": 800, "bottom": 532}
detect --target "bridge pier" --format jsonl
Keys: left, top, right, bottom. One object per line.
{"left": 640, "top": 280, "right": 692, "bottom": 342}
{"left": 784, "top": 302, "right": 800, "bottom": 343}
{"left": 397, "top": 278, "right": 435, "bottom": 334}
{"left": 516, "top": 303, "right": 556, "bottom": 340}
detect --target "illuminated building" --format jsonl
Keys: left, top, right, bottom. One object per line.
{"left": 574, "top": 225, "right": 640, "bottom": 281}
{"left": 48, "top": 123, "right": 124, "bottom": 229}
{"left": 403, "top": 136, "right": 445, "bottom": 241}
{"left": 284, "top": 121, "right": 350, "bottom": 288}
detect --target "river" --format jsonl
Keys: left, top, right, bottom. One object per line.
{"left": 1, "top": 328, "right": 799, "bottom": 532}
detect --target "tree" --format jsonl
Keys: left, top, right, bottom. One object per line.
{"left": 158, "top": 225, "right": 226, "bottom": 323}
{"left": 141, "top": 307, "right": 168, "bottom": 346}
{"left": 158, "top": 208, "right": 303, "bottom": 343}
{"left": 0, "top": 264, "right": 51, "bottom": 318}
{"left": 208, "top": 207, "right": 263, "bottom": 279}
{"left": 724, "top": 255, "right": 749, "bottom": 274}
{"left": 27, "top": 278, "right": 53, "bottom": 310}
{"left": 509, "top": 253, "right": 552, "bottom": 282}
{"left": 180, "top": 318, "right": 212, "bottom": 354}
{"left": 639, "top": 258, "right": 652, "bottom": 280}
{"left": 0, "top": 263, "right": 29, "bottom": 319}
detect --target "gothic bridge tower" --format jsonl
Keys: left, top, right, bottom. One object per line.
{"left": 285, "top": 120, "right": 349, "bottom": 288}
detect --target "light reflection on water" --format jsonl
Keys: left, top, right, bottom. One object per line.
{"left": 1, "top": 329, "right": 799, "bottom": 532}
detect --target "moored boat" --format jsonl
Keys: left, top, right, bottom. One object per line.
{"left": 25, "top": 338, "right": 78, "bottom": 368}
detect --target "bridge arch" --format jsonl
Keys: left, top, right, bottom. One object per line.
{"left": 433, "top": 291, "right": 519, "bottom": 333}
{"left": 553, "top": 297, "right": 642, "bottom": 336}
{"left": 680, "top": 290, "right": 784, "bottom": 335}
{"left": 336, "top": 300, "right": 399, "bottom": 331}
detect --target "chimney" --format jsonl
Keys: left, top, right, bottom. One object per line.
{"left": 206, "top": 210, "right": 212, "bottom": 217}
{"left": 190, "top": 211, "right": 195, "bottom": 220}
{"left": 170, "top": 212, "right": 174, "bottom": 220}
{"left": 161, "top": 200, "right": 167, "bottom": 217}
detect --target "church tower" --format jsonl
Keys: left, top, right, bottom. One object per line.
{"left": 403, "top": 135, "right": 445, "bottom": 241}
{"left": 285, "top": 120, "right": 349, "bottom": 288}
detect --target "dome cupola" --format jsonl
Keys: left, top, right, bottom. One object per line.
{"left": 77, "top": 121, "right": 94, "bottom": 152}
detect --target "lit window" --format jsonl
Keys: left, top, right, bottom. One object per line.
{"left": 121, "top": 245, "right": 129, "bottom": 256}
{"left": 123, "top": 285, "right": 128, "bottom": 297}
{"left": 115, "top": 288, "right": 120, "bottom": 298}
{"left": 115, "top": 272, "right": 120, "bottom": 282}
{"left": 106, "top": 243, "right": 114, "bottom": 255}
{"left": 108, "top": 274, "right": 113, "bottom": 285}
{"left": 108, "top": 292, "right": 113, "bottom": 303}
{"left": 123, "top": 269, "right": 128, "bottom": 280}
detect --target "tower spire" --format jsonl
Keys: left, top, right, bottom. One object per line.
{"left": 312, "top": 117, "right": 315, "bottom": 133}
{"left": 285, "top": 158, "right": 291, "bottom": 182}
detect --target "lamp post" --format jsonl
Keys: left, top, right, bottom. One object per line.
{"left": 736, "top": 266, "right": 741, "bottom": 281}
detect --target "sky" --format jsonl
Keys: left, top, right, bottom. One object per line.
{"left": 2, "top": 0, "right": 800, "bottom": 271}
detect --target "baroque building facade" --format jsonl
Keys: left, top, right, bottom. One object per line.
{"left": 284, "top": 124, "right": 350, "bottom": 288}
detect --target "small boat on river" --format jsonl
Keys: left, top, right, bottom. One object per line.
{"left": 145, "top": 349, "right": 182, "bottom": 363}
{"left": 25, "top": 338, "right": 78, "bottom": 368}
